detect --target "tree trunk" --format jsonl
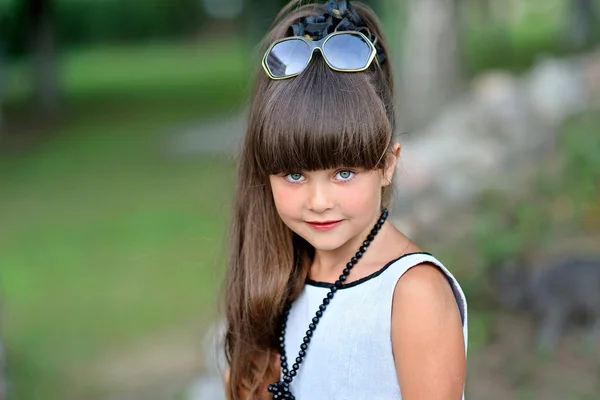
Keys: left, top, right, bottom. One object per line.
{"left": 242, "top": 0, "right": 284, "bottom": 43}
{"left": 0, "top": 337, "right": 6, "bottom": 400}
{"left": 27, "top": 0, "right": 61, "bottom": 116}
{"left": 567, "top": 0, "right": 597, "bottom": 50}
{"left": 398, "top": 0, "right": 463, "bottom": 131}
{"left": 0, "top": 41, "right": 4, "bottom": 143}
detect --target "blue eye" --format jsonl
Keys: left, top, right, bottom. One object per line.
{"left": 335, "top": 170, "right": 354, "bottom": 181}
{"left": 285, "top": 172, "right": 305, "bottom": 182}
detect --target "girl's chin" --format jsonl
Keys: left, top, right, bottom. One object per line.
{"left": 303, "top": 236, "right": 352, "bottom": 252}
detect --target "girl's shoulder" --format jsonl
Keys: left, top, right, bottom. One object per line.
{"left": 380, "top": 249, "right": 467, "bottom": 327}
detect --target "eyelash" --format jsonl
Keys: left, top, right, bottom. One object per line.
{"left": 334, "top": 170, "right": 355, "bottom": 182}
{"left": 283, "top": 170, "right": 356, "bottom": 183}
{"left": 284, "top": 172, "right": 305, "bottom": 183}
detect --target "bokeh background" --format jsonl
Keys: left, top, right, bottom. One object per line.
{"left": 0, "top": 0, "right": 599, "bottom": 399}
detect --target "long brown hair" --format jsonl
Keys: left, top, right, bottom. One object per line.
{"left": 224, "top": 1, "right": 396, "bottom": 398}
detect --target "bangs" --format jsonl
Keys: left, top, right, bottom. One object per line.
{"left": 251, "top": 56, "right": 393, "bottom": 176}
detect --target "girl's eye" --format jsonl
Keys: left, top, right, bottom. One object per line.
{"left": 285, "top": 173, "right": 305, "bottom": 182}
{"left": 335, "top": 170, "right": 355, "bottom": 181}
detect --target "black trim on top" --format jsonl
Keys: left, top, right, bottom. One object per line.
{"left": 305, "top": 251, "right": 433, "bottom": 290}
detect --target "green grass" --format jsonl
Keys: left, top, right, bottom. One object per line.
{"left": 4, "top": 39, "right": 254, "bottom": 123}
{"left": 0, "top": 40, "right": 246, "bottom": 399}
{"left": 0, "top": 121, "right": 237, "bottom": 399}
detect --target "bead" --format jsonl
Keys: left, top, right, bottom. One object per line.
{"left": 273, "top": 209, "right": 387, "bottom": 391}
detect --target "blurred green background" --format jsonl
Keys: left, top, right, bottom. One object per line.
{"left": 0, "top": 0, "right": 599, "bottom": 399}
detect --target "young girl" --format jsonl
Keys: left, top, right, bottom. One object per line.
{"left": 224, "top": 1, "right": 468, "bottom": 399}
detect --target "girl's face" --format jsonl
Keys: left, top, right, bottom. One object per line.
{"left": 269, "top": 144, "right": 400, "bottom": 252}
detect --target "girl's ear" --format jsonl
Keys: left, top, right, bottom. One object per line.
{"left": 381, "top": 142, "right": 401, "bottom": 187}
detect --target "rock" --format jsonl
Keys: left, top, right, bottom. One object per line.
{"left": 581, "top": 47, "right": 600, "bottom": 106}
{"left": 525, "top": 57, "right": 588, "bottom": 125}
{"left": 393, "top": 54, "right": 592, "bottom": 238}
{"left": 202, "top": 320, "right": 227, "bottom": 376}
{"left": 186, "top": 321, "right": 227, "bottom": 400}
{"left": 165, "top": 113, "right": 246, "bottom": 158}
{"left": 187, "top": 376, "right": 226, "bottom": 400}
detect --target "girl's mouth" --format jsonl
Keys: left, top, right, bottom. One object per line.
{"left": 306, "top": 220, "right": 343, "bottom": 231}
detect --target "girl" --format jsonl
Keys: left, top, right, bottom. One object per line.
{"left": 224, "top": 1, "right": 468, "bottom": 399}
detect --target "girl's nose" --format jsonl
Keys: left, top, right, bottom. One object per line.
{"left": 307, "top": 182, "right": 334, "bottom": 213}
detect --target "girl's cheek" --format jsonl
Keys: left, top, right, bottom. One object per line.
{"left": 271, "top": 181, "right": 295, "bottom": 208}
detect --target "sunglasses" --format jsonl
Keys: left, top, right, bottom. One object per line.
{"left": 262, "top": 30, "right": 378, "bottom": 80}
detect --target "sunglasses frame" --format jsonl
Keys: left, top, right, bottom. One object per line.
{"left": 262, "top": 30, "right": 378, "bottom": 80}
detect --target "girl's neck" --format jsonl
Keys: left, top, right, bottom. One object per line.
{"left": 310, "top": 221, "right": 409, "bottom": 279}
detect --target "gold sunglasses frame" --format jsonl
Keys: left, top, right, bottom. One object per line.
{"left": 262, "top": 30, "right": 378, "bottom": 80}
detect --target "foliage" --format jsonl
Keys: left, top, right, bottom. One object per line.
{"left": 2, "top": 0, "right": 202, "bottom": 57}
{"left": 462, "top": 112, "right": 600, "bottom": 306}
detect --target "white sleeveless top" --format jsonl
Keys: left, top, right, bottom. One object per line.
{"left": 282, "top": 252, "right": 468, "bottom": 399}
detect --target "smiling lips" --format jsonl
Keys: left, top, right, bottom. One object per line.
{"left": 306, "top": 220, "right": 343, "bottom": 231}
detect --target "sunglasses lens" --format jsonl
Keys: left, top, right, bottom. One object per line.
{"left": 266, "top": 39, "right": 311, "bottom": 78}
{"left": 323, "top": 33, "right": 373, "bottom": 70}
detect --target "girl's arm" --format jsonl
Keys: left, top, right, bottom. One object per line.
{"left": 391, "top": 263, "right": 466, "bottom": 399}
{"left": 224, "top": 366, "right": 232, "bottom": 400}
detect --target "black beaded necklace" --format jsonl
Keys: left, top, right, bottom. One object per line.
{"left": 268, "top": 209, "right": 389, "bottom": 400}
